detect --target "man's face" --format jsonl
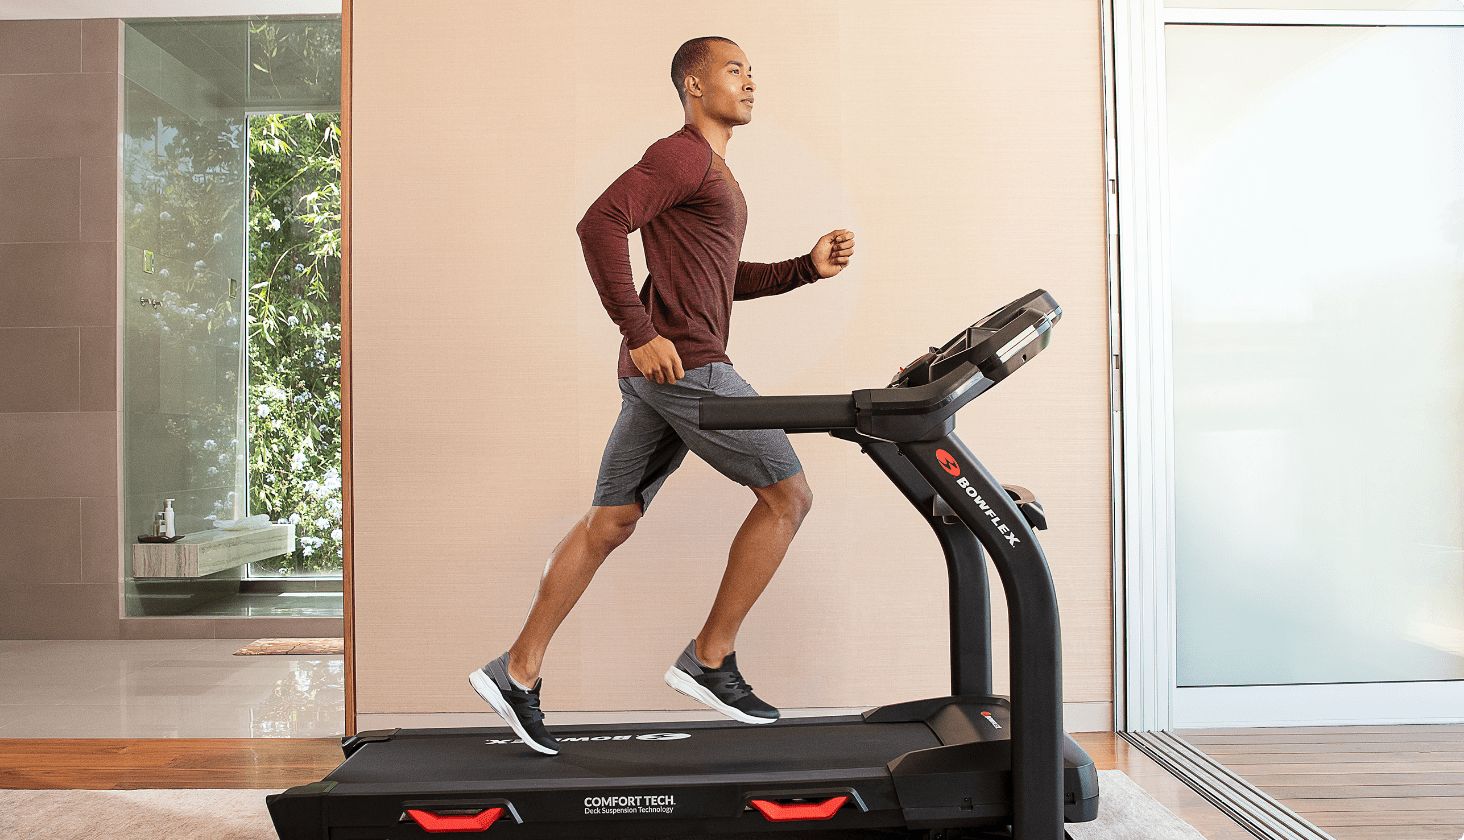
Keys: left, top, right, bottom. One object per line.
{"left": 692, "top": 41, "right": 755, "bottom": 126}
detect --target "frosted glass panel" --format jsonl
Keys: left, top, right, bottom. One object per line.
{"left": 1166, "top": 25, "right": 1464, "bottom": 686}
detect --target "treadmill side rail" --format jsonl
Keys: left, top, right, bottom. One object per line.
{"left": 342, "top": 728, "right": 399, "bottom": 758}
{"left": 862, "top": 694, "right": 1010, "bottom": 726}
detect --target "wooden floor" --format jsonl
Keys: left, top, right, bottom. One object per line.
{"left": 0, "top": 737, "right": 343, "bottom": 790}
{"left": 1073, "top": 731, "right": 1258, "bottom": 839}
{"left": 1178, "top": 725, "right": 1464, "bottom": 840}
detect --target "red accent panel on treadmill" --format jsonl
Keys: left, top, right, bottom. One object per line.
{"left": 749, "top": 796, "right": 848, "bottom": 821}
{"left": 405, "top": 807, "right": 504, "bottom": 833}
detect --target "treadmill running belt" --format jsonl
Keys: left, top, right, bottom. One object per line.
{"left": 328, "top": 719, "right": 941, "bottom": 786}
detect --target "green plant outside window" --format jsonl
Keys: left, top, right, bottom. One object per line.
{"left": 247, "top": 112, "right": 342, "bottom": 575}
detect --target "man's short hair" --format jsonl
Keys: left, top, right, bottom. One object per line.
{"left": 671, "top": 36, "right": 739, "bottom": 105}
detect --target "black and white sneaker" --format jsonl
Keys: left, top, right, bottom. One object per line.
{"left": 469, "top": 652, "right": 559, "bottom": 755}
{"left": 664, "top": 640, "right": 779, "bottom": 724}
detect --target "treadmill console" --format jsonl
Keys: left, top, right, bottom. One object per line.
{"left": 889, "top": 290, "right": 1062, "bottom": 389}
{"left": 697, "top": 288, "right": 1063, "bottom": 442}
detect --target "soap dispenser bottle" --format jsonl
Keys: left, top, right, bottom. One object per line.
{"left": 163, "top": 499, "right": 175, "bottom": 538}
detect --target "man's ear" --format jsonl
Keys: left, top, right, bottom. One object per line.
{"left": 684, "top": 74, "right": 702, "bottom": 100}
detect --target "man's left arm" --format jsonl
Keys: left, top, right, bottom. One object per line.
{"left": 734, "top": 229, "right": 856, "bottom": 301}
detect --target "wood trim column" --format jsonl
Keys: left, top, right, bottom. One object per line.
{"left": 340, "top": 0, "right": 356, "bottom": 737}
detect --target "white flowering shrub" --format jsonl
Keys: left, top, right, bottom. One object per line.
{"left": 247, "top": 113, "right": 343, "bottom": 575}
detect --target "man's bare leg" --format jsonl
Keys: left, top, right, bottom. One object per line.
{"left": 694, "top": 472, "right": 813, "bottom": 667}
{"left": 504, "top": 503, "right": 642, "bottom": 686}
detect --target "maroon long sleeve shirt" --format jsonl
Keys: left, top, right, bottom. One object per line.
{"left": 577, "top": 124, "right": 819, "bottom": 378}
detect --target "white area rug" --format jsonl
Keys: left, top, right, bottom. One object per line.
{"left": 1067, "top": 771, "right": 1207, "bottom": 839}
{"left": 0, "top": 771, "right": 1204, "bottom": 839}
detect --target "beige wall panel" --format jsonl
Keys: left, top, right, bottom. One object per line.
{"left": 351, "top": 0, "right": 1110, "bottom": 716}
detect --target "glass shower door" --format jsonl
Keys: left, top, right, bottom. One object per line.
{"left": 121, "top": 16, "right": 341, "bottom": 615}
{"left": 122, "top": 21, "right": 250, "bottom": 615}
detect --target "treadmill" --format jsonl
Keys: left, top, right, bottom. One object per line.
{"left": 268, "top": 289, "right": 1100, "bottom": 840}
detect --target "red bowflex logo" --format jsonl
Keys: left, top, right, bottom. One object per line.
{"left": 936, "top": 449, "right": 960, "bottom": 476}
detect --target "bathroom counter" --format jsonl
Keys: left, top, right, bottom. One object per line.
{"left": 131, "top": 524, "right": 297, "bottom": 578}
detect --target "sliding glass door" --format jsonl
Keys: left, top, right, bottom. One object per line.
{"left": 1113, "top": 2, "right": 1464, "bottom": 727}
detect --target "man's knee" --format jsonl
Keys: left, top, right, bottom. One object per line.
{"left": 756, "top": 473, "right": 813, "bottom": 523}
{"left": 585, "top": 504, "right": 642, "bottom": 553}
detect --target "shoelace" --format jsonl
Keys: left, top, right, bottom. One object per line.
{"left": 704, "top": 669, "right": 754, "bottom": 701}
{"left": 506, "top": 685, "right": 546, "bottom": 723}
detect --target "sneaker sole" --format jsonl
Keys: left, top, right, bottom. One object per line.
{"left": 663, "top": 666, "right": 778, "bottom": 725}
{"left": 468, "top": 669, "right": 559, "bottom": 755}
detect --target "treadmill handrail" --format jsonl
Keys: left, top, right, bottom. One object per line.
{"left": 698, "top": 394, "right": 855, "bottom": 432}
{"left": 699, "top": 362, "right": 995, "bottom": 442}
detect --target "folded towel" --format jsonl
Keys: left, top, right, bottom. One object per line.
{"left": 212, "top": 514, "right": 273, "bottom": 531}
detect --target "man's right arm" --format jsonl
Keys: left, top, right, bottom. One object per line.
{"left": 577, "top": 138, "right": 707, "bottom": 359}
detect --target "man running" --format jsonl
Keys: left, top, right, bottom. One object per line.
{"left": 470, "top": 36, "right": 855, "bottom": 755}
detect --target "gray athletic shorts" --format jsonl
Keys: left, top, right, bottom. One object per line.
{"left": 592, "top": 362, "right": 803, "bottom": 511}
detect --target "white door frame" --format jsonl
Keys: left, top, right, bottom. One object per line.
{"left": 1109, "top": 0, "right": 1464, "bottom": 731}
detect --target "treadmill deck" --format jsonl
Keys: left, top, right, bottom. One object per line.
{"left": 269, "top": 699, "right": 1100, "bottom": 839}
{"left": 328, "top": 716, "right": 940, "bottom": 792}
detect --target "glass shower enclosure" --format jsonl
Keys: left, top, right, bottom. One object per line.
{"left": 122, "top": 17, "right": 339, "bottom": 617}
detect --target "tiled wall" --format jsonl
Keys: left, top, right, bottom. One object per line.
{"left": 0, "top": 19, "right": 125, "bottom": 638}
